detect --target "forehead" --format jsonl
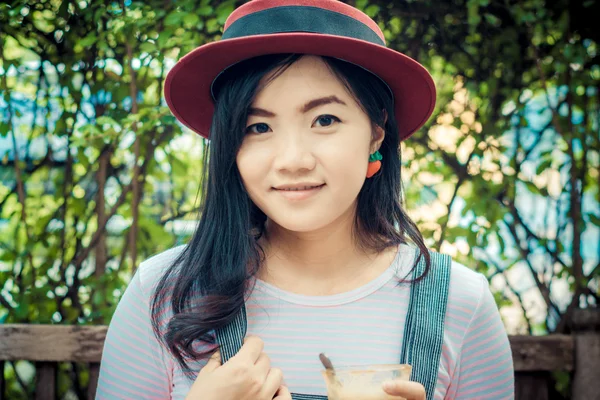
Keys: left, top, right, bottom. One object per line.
{"left": 254, "top": 55, "right": 351, "bottom": 102}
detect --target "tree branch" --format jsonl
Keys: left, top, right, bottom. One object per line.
{"left": 126, "top": 41, "right": 142, "bottom": 276}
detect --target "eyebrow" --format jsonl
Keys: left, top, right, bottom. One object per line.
{"left": 247, "top": 95, "right": 347, "bottom": 117}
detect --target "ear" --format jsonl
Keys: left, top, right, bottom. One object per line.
{"left": 370, "top": 110, "right": 387, "bottom": 153}
{"left": 370, "top": 122, "right": 386, "bottom": 153}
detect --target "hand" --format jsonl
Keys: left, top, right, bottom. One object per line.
{"left": 382, "top": 380, "right": 426, "bottom": 400}
{"left": 185, "top": 335, "right": 286, "bottom": 400}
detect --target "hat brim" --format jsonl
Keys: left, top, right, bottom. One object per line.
{"left": 164, "top": 32, "right": 436, "bottom": 141}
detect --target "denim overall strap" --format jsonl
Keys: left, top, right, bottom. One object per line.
{"left": 400, "top": 251, "right": 452, "bottom": 400}
{"left": 214, "top": 304, "right": 247, "bottom": 362}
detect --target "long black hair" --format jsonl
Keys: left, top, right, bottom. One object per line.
{"left": 151, "top": 54, "right": 431, "bottom": 375}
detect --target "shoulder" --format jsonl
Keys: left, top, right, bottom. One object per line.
{"left": 137, "top": 244, "right": 188, "bottom": 297}
{"left": 446, "top": 257, "right": 487, "bottom": 311}
{"left": 400, "top": 248, "right": 489, "bottom": 326}
{"left": 395, "top": 246, "right": 487, "bottom": 307}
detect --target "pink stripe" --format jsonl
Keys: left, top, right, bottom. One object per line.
{"left": 463, "top": 317, "right": 502, "bottom": 345}
{"left": 440, "top": 345, "right": 454, "bottom": 374}
{"left": 450, "top": 293, "right": 482, "bottom": 309}
{"left": 250, "top": 293, "right": 410, "bottom": 307}
{"left": 105, "top": 353, "right": 169, "bottom": 392}
{"left": 110, "top": 325, "right": 164, "bottom": 361}
{"left": 443, "top": 327, "right": 463, "bottom": 342}
{"left": 255, "top": 325, "right": 404, "bottom": 339}
{"left": 460, "top": 358, "right": 509, "bottom": 381}
{"left": 461, "top": 336, "right": 507, "bottom": 364}
{"left": 101, "top": 367, "right": 167, "bottom": 396}
{"left": 247, "top": 311, "right": 403, "bottom": 322}
{"left": 258, "top": 332, "right": 402, "bottom": 346}
{"left": 462, "top": 330, "right": 505, "bottom": 355}
{"left": 249, "top": 319, "right": 404, "bottom": 331}
{"left": 467, "top": 308, "right": 497, "bottom": 332}
{"left": 458, "top": 364, "right": 513, "bottom": 388}
{"left": 446, "top": 303, "right": 476, "bottom": 316}
{"left": 247, "top": 302, "right": 409, "bottom": 313}
{"left": 460, "top": 349, "right": 511, "bottom": 371}
{"left": 97, "top": 383, "right": 162, "bottom": 400}
{"left": 443, "top": 317, "right": 469, "bottom": 335}
{"left": 476, "top": 378, "right": 514, "bottom": 398}
{"left": 457, "top": 371, "right": 513, "bottom": 396}
{"left": 107, "top": 340, "right": 168, "bottom": 381}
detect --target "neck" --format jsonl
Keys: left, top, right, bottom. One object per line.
{"left": 264, "top": 210, "right": 362, "bottom": 276}
{"left": 257, "top": 206, "right": 396, "bottom": 295}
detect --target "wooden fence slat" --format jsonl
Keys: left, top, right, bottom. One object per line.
{"left": 571, "top": 308, "right": 600, "bottom": 400}
{"left": 515, "top": 372, "right": 550, "bottom": 400}
{"left": 35, "top": 362, "right": 56, "bottom": 400}
{"left": 509, "top": 335, "right": 574, "bottom": 371}
{"left": 0, "top": 325, "right": 107, "bottom": 362}
{"left": 88, "top": 362, "right": 100, "bottom": 400}
{"left": 0, "top": 360, "right": 5, "bottom": 400}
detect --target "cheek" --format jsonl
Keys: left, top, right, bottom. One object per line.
{"left": 236, "top": 141, "right": 273, "bottom": 201}
{"left": 319, "top": 136, "right": 370, "bottom": 179}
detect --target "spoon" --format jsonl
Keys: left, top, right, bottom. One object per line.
{"left": 319, "top": 353, "right": 341, "bottom": 387}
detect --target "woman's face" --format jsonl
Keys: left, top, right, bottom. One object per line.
{"left": 236, "top": 55, "right": 384, "bottom": 233}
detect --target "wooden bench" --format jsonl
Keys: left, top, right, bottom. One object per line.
{"left": 0, "top": 318, "right": 598, "bottom": 399}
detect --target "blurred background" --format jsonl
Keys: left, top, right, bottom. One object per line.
{"left": 0, "top": 0, "right": 598, "bottom": 398}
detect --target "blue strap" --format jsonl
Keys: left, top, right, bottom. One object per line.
{"left": 215, "top": 250, "right": 451, "bottom": 400}
{"left": 401, "top": 251, "right": 451, "bottom": 400}
{"left": 214, "top": 305, "right": 247, "bottom": 362}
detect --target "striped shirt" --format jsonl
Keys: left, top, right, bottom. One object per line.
{"left": 97, "top": 245, "right": 514, "bottom": 399}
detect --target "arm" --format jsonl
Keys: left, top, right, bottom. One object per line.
{"left": 447, "top": 275, "right": 515, "bottom": 399}
{"left": 96, "top": 269, "right": 173, "bottom": 399}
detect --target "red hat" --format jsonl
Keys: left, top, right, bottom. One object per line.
{"left": 164, "top": 0, "right": 436, "bottom": 141}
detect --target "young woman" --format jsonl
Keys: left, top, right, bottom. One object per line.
{"left": 97, "top": 1, "right": 514, "bottom": 399}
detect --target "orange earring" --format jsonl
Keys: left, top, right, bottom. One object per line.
{"left": 366, "top": 150, "right": 382, "bottom": 178}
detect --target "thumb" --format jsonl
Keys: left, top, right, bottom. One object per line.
{"left": 273, "top": 385, "right": 292, "bottom": 400}
{"left": 201, "top": 350, "right": 222, "bottom": 373}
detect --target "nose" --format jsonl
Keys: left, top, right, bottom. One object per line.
{"left": 272, "top": 131, "right": 316, "bottom": 174}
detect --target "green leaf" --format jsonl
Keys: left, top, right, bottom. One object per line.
{"left": 216, "top": 2, "right": 234, "bottom": 25}
{"left": 536, "top": 158, "right": 553, "bottom": 175}
{"left": 364, "top": 5, "right": 380, "bottom": 18}
{"left": 197, "top": 5, "right": 213, "bottom": 16}
{"left": 588, "top": 213, "right": 600, "bottom": 228}
{"left": 139, "top": 42, "right": 155, "bottom": 54}
{"left": 164, "top": 11, "right": 183, "bottom": 26}
{"left": 79, "top": 34, "right": 97, "bottom": 48}
{"left": 183, "top": 13, "right": 200, "bottom": 27}
{"left": 0, "top": 122, "right": 9, "bottom": 137}
{"left": 523, "top": 181, "right": 542, "bottom": 196}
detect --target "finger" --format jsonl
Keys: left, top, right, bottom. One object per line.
{"left": 382, "top": 380, "right": 426, "bottom": 399}
{"left": 273, "top": 385, "right": 292, "bottom": 400}
{"left": 200, "top": 350, "right": 222, "bottom": 373}
{"left": 260, "top": 367, "right": 284, "bottom": 398}
{"left": 233, "top": 335, "right": 264, "bottom": 363}
{"left": 254, "top": 352, "right": 271, "bottom": 379}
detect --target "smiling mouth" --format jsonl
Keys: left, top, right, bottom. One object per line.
{"left": 276, "top": 184, "right": 325, "bottom": 191}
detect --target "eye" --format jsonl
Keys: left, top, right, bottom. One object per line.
{"left": 246, "top": 123, "right": 271, "bottom": 135}
{"left": 313, "top": 114, "right": 341, "bottom": 128}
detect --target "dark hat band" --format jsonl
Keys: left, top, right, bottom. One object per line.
{"left": 221, "top": 6, "right": 386, "bottom": 47}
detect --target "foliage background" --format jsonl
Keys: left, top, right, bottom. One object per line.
{"left": 0, "top": 0, "right": 598, "bottom": 398}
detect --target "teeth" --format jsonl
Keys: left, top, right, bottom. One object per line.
{"left": 282, "top": 185, "right": 320, "bottom": 191}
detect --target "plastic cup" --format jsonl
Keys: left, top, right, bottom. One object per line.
{"left": 322, "top": 364, "right": 412, "bottom": 400}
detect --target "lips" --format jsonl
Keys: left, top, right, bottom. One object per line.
{"left": 272, "top": 183, "right": 326, "bottom": 201}
{"left": 273, "top": 183, "right": 325, "bottom": 191}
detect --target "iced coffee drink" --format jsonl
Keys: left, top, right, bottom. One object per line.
{"left": 322, "top": 364, "right": 412, "bottom": 400}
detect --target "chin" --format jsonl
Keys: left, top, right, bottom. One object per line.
{"left": 269, "top": 214, "right": 334, "bottom": 233}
